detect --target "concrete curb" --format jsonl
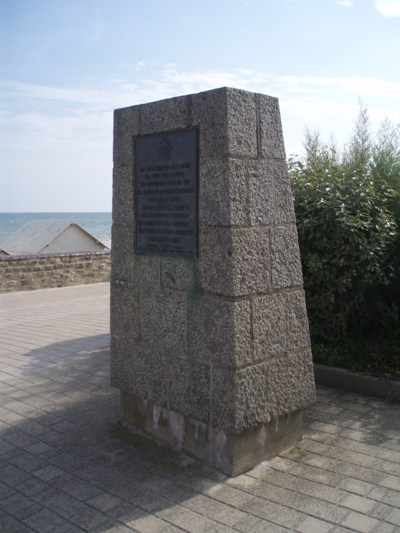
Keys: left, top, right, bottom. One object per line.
{"left": 314, "top": 364, "right": 400, "bottom": 403}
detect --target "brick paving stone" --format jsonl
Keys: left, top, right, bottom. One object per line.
{"left": 32, "top": 464, "right": 65, "bottom": 481}
{"left": 240, "top": 495, "right": 306, "bottom": 529}
{"left": 296, "top": 515, "right": 335, "bottom": 532}
{"left": 385, "top": 508, "right": 400, "bottom": 526}
{"left": 32, "top": 488, "right": 87, "bottom": 519}
{"left": 23, "top": 507, "right": 75, "bottom": 533}
{"left": 252, "top": 481, "right": 351, "bottom": 524}
{"left": 61, "top": 478, "right": 104, "bottom": 501}
{"left": 0, "top": 511, "right": 32, "bottom": 533}
{"left": 181, "top": 492, "right": 247, "bottom": 527}
{"left": 373, "top": 523, "right": 400, "bottom": 533}
{"left": 237, "top": 515, "right": 293, "bottom": 532}
{"left": 341, "top": 510, "right": 381, "bottom": 532}
{"left": 340, "top": 493, "right": 379, "bottom": 514}
{"left": 0, "top": 492, "right": 40, "bottom": 519}
{"left": 68, "top": 504, "right": 116, "bottom": 531}
{"left": 370, "top": 502, "right": 397, "bottom": 521}
{"left": 6, "top": 450, "right": 47, "bottom": 473}
{"left": 367, "top": 486, "right": 400, "bottom": 507}
{"left": 381, "top": 475, "right": 400, "bottom": 491}
{"left": 1, "top": 464, "right": 32, "bottom": 487}
{"left": 14, "top": 477, "right": 50, "bottom": 496}
{"left": 87, "top": 492, "right": 123, "bottom": 512}
{"left": 157, "top": 505, "right": 232, "bottom": 533}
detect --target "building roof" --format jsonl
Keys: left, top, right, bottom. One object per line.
{"left": 0, "top": 219, "right": 109, "bottom": 255}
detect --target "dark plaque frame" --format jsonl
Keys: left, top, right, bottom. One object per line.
{"left": 135, "top": 128, "right": 198, "bottom": 257}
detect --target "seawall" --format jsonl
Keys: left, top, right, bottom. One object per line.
{"left": 0, "top": 251, "right": 111, "bottom": 292}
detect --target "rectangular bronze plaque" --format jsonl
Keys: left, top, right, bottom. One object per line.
{"left": 135, "top": 128, "right": 198, "bottom": 257}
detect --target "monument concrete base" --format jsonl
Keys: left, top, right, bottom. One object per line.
{"left": 120, "top": 392, "right": 303, "bottom": 476}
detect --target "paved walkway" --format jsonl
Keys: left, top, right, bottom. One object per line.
{"left": 0, "top": 283, "right": 399, "bottom": 533}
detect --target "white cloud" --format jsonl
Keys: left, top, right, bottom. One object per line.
{"left": 277, "top": 75, "right": 400, "bottom": 99}
{"left": 134, "top": 60, "right": 146, "bottom": 71}
{"left": 1, "top": 66, "right": 399, "bottom": 210}
{"left": 372, "top": 0, "right": 400, "bottom": 16}
{"left": 337, "top": 0, "right": 353, "bottom": 7}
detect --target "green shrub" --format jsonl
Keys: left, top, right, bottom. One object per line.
{"left": 289, "top": 106, "right": 399, "bottom": 346}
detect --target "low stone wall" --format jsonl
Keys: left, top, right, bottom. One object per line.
{"left": 0, "top": 251, "right": 111, "bottom": 292}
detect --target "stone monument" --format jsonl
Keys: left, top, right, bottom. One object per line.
{"left": 111, "top": 87, "right": 316, "bottom": 475}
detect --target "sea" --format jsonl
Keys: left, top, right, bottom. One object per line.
{"left": 0, "top": 212, "right": 112, "bottom": 249}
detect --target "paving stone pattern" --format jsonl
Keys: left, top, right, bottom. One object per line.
{"left": 0, "top": 283, "right": 399, "bottom": 532}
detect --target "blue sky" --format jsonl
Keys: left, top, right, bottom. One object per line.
{"left": 1, "top": 0, "right": 399, "bottom": 212}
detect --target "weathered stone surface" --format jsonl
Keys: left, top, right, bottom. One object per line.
{"left": 111, "top": 224, "right": 134, "bottom": 283}
{"left": 252, "top": 292, "right": 286, "bottom": 360}
{"left": 248, "top": 160, "right": 275, "bottom": 226}
{"left": 110, "top": 336, "right": 133, "bottom": 392}
{"left": 139, "top": 255, "right": 159, "bottom": 285}
{"left": 258, "top": 94, "right": 286, "bottom": 160}
{"left": 199, "top": 158, "right": 249, "bottom": 226}
{"left": 120, "top": 392, "right": 303, "bottom": 476}
{"left": 226, "top": 88, "right": 258, "bottom": 158}
{"left": 161, "top": 257, "right": 195, "bottom": 291}
{"left": 169, "top": 357, "right": 210, "bottom": 423}
{"left": 113, "top": 105, "right": 139, "bottom": 166}
{"left": 271, "top": 225, "right": 303, "bottom": 290}
{"left": 188, "top": 294, "right": 252, "bottom": 368}
{"left": 274, "top": 162, "right": 296, "bottom": 224}
{"left": 192, "top": 87, "right": 257, "bottom": 158}
{"left": 112, "top": 166, "right": 134, "bottom": 225}
{"left": 199, "top": 227, "right": 270, "bottom": 296}
{"left": 267, "top": 349, "right": 316, "bottom": 419}
{"left": 140, "top": 94, "right": 190, "bottom": 134}
{"left": 286, "top": 290, "right": 311, "bottom": 351}
{"left": 110, "top": 281, "right": 140, "bottom": 343}
{"left": 212, "top": 363, "right": 270, "bottom": 434}
{"left": 141, "top": 287, "right": 186, "bottom": 352}
{"left": 130, "top": 345, "right": 168, "bottom": 407}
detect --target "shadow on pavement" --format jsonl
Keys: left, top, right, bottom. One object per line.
{"left": 0, "top": 335, "right": 226, "bottom": 532}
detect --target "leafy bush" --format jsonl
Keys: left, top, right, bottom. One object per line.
{"left": 289, "top": 106, "right": 400, "bottom": 353}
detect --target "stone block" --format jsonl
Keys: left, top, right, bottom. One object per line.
{"left": 138, "top": 255, "right": 159, "bottom": 285}
{"left": 199, "top": 227, "right": 270, "bottom": 296}
{"left": 252, "top": 292, "right": 286, "bottom": 360}
{"left": 140, "top": 94, "right": 190, "bottom": 134}
{"left": 111, "top": 224, "right": 135, "bottom": 283}
{"left": 112, "top": 167, "right": 134, "bottom": 225}
{"left": 141, "top": 287, "right": 187, "bottom": 352}
{"left": 188, "top": 294, "right": 252, "bottom": 368}
{"left": 199, "top": 158, "right": 249, "bottom": 226}
{"left": 192, "top": 87, "right": 257, "bottom": 158}
{"left": 271, "top": 225, "right": 303, "bottom": 289}
{"left": 113, "top": 105, "right": 140, "bottom": 166}
{"left": 248, "top": 160, "right": 275, "bottom": 226}
{"left": 286, "top": 290, "right": 311, "bottom": 351}
{"left": 212, "top": 363, "right": 269, "bottom": 433}
{"left": 161, "top": 256, "right": 195, "bottom": 291}
{"left": 258, "top": 94, "right": 286, "bottom": 160}
{"left": 274, "top": 162, "right": 296, "bottom": 224}
{"left": 120, "top": 392, "right": 303, "bottom": 476}
{"left": 169, "top": 357, "right": 210, "bottom": 423}
{"left": 267, "top": 349, "right": 316, "bottom": 419}
{"left": 110, "top": 281, "right": 140, "bottom": 343}
{"left": 110, "top": 336, "right": 133, "bottom": 392}
{"left": 130, "top": 345, "right": 168, "bottom": 407}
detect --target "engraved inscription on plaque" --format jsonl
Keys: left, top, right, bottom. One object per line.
{"left": 135, "top": 128, "right": 198, "bottom": 256}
